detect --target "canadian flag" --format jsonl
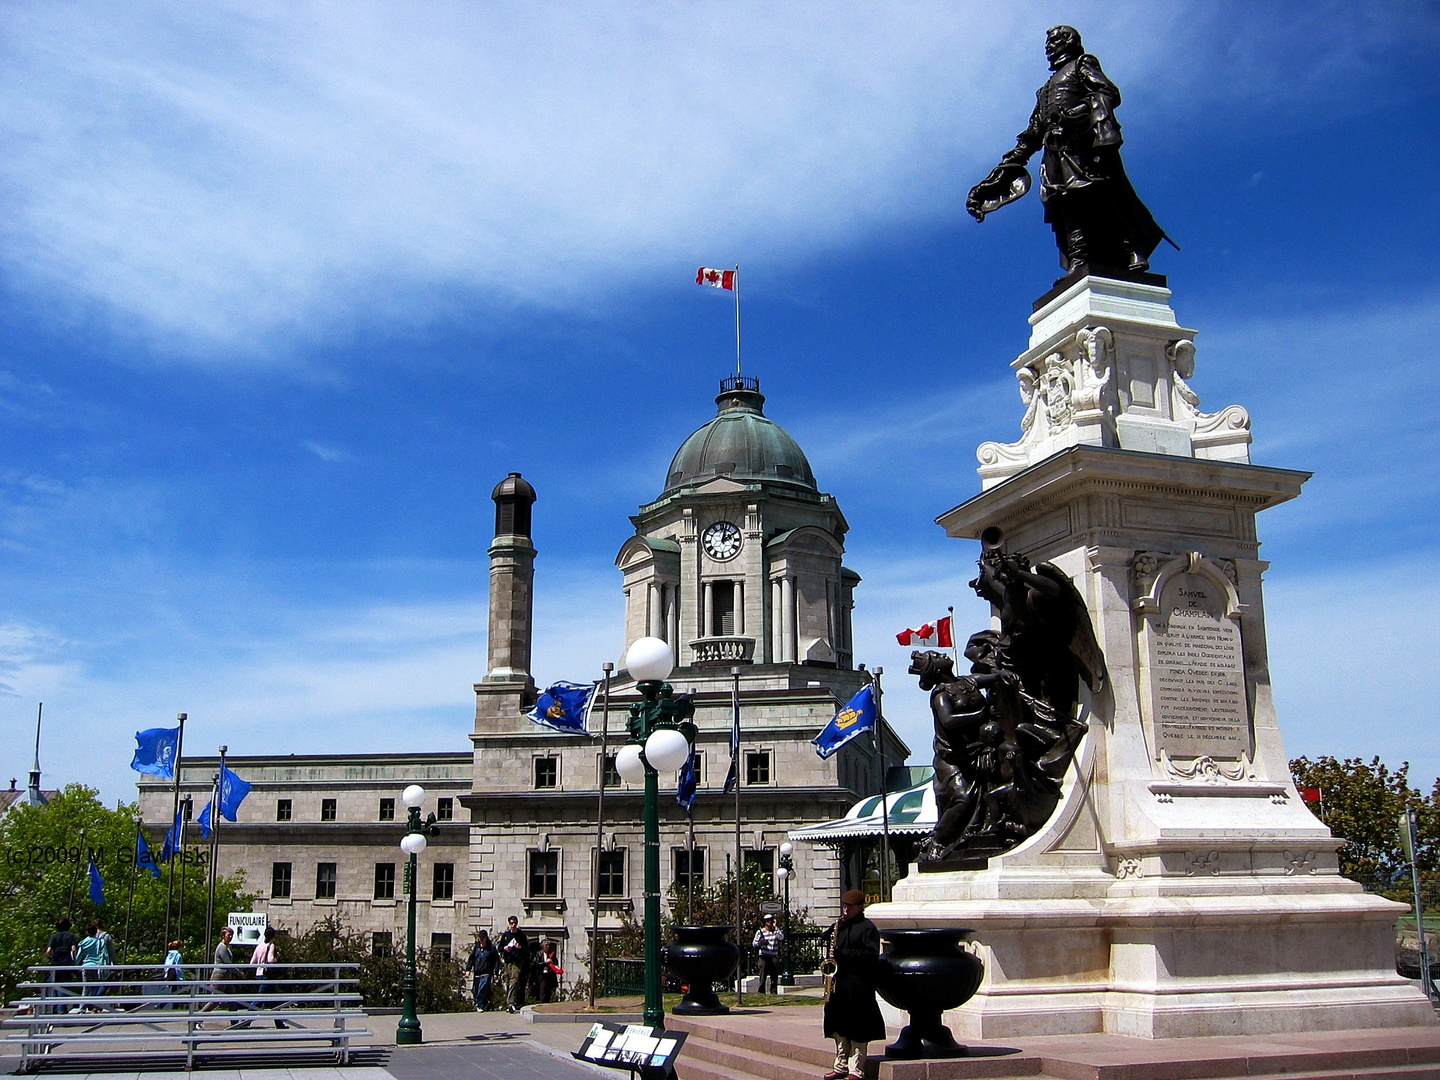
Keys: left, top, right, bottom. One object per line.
{"left": 896, "top": 616, "right": 954, "bottom": 649}
{"left": 696, "top": 267, "right": 736, "bottom": 290}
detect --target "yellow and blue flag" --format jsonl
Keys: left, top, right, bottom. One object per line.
{"left": 525, "top": 681, "right": 597, "bottom": 735}
{"left": 812, "top": 684, "right": 876, "bottom": 760}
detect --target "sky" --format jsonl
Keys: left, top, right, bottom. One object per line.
{"left": 1, "top": 2, "right": 1437, "bottom": 805}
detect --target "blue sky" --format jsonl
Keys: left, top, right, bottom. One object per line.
{"left": 1, "top": 2, "right": 1437, "bottom": 804}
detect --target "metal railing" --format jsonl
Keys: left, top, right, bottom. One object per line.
{"left": 599, "top": 958, "right": 645, "bottom": 998}
{"left": 3, "top": 963, "right": 368, "bottom": 1071}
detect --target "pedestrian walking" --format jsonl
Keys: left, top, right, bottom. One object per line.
{"left": 75, "top": 922, "right": 106, "bottom": 1009}
{"left": 752, "top": 914, "right": 784, "bottom": 994}
{"left": 821, "top": 890, "right": 885, "bottom": 1080}
{"left": 464, "top": 930, "right": 498, "bottom": 1011}
{"left": 537, "top": 940, "right": 563, "bottom": 1003}
{"left": 497, "top": 916, "right": 529, "bottom": 1013}
{"left": 204, "top": 927, "right": 239, "bottom": 1016}
{"left": 250, "top": 926, "right": 285, "bottom": 1028}
{"left": 45, "top": 917, "right": 79, "bottom": 1012}
{"left": 163, "top": 940, "right": 185, "bottom": 982}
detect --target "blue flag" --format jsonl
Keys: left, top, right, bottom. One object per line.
{"left": 219, "top": 766, "right": 251, "bottom": 822}
{"left": 524, "top": 681, "right": 597, "bottom": 734}
{"left": 722, "top": 685, "right": 741, "bottom": 794}
{"left": 197, "top": 800, "right": 213, "bottom": 839}
{"left": 812, "top": 683, "right": 877, "bottom": 760}
{"left": 160, "top": 808, "right": 183, "bottom": 862}
{"left": 135, "top": 829, "right": 162, "bottom": 879}
{"left": 677, "top": 747, "right": 699, "bottom": 814}
{"left": 87, "top": 856, "right": 105, "bottom": 906}
{"left": 130, "top": 726, "right": 181, "bottom": 779}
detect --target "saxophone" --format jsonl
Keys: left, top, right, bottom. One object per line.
{"left": 820, "top": 919, "right": 838, "bottom": 1002}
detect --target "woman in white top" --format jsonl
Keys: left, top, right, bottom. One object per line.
{"left": 250, "top": 927, "right": 285, "bottom": 1028}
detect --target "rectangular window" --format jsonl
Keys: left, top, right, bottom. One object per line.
{"left": 691, "top": 752, "right": 704, "bottom": 786}
{"left": 436, "top": 797, "right": 454, "bottom": 821}
{"left": 321, "top": 798, "right": 337, "bottom": 822}
{"left": 271, "top": 862, "right": 292, "bottom": 899}
{"left": 597, "top": 850, "right": 625, "bottom": 897}
{"left": 374, "top": 862, "right": 396, "bottom": 901}
{"left": 746, "top": 751, "right": 771, "bottom": 785}
{"left": 316, "top": 862, "right": 337, "bottom": 900}
{"left": 673, "top": 847, "right": 705, "bottom": 887}
{"left": 430, "top": 932, "right": 452, "bottom": 960}
{"left": 711, "top": 581, "right": 736, "bottom": 636}
{"left": 534, "top": 758, "right": 558, "bottom": 789}
{"left": 378, "top": 797, "right": 395, "bottom": 821}
{"left": 528, "top": 851, "right": 559, "bottom": 897}
{"left": 182, "top": 800, "right": 193, "bottom": 821}
{"left": 744, "top": 849, "right": 775, "bottom": 880}
{"left": 371, "top": 931, "right": 392, "bottom": 957}
{"left": 433, "top": 862, "right": 455, "bottom": 901}
{"left": 601, "top": 755, "right": 620, "bottom": 787}
{"left": 276, "top": 799, "right": 292, "bottom": 822}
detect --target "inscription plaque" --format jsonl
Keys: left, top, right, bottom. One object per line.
{"left": 1148, "top": 571, "right": 1248, "bottom": 758}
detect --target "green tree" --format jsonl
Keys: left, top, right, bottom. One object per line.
{"left": 1290, "top": 756, "right": 1438, "bottom": 896}
{"left": 0, "top": 784, "right": 252, "bottom": 1003}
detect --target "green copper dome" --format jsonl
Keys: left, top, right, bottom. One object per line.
{"left": 663, "top": 377, "right": 816, "bottom": 495}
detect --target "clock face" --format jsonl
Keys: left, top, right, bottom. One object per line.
{"left": 702, "top": 521, "right": 743, "bottom": 561}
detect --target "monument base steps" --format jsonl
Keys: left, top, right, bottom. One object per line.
{"left": 665, "top": 1008, "right": 1440, "bottom": 1080}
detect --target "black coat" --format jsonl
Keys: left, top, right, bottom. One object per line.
{"left": 822, "top": 916, "right": 886, "bottom": 1043}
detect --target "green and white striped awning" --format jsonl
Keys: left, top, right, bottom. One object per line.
{"left": 788, "top": 774, "right": 936, "bottom": 842}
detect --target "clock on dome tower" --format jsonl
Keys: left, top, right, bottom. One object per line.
{"left": 702, "top": 521, "right": 742, "bottom": 561}
{"left": 616, "top": 376, "right": 858, "bottom": 671}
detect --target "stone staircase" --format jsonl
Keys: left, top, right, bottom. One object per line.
{"left": 665, "top": 1010, "right": 1440, "bottom": 1080}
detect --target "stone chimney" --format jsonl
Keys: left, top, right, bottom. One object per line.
{"left": 475, "top": 473, "right": 537, "bottom": 728}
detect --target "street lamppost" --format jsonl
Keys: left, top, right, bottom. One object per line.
{"left": 614, "top": 637, "right": 694, "bottom": 1030}
{"left": 396, "top": 784, "right": 437, "bottom": 1046}
{"left": 776, "top": 842, "right": 794, "bottom": 987}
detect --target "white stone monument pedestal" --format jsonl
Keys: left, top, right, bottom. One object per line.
{"left": 868, "top": 275, "right": 1435, "bottom": 1039}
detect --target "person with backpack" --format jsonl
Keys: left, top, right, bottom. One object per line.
{"left": 45, "top": 917, "right": 79, "bottom": 1010}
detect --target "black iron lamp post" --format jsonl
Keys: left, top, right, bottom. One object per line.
{"left": 776, "top": 841, "right": 795, "bottom": 986}
{"left": 614, "top": 637, "right": 694, "bottom": 1030}
{"left": 396, "top": 784, "right": 438, "bottom": 1046}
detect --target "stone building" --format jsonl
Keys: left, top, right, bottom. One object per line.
{"left": 139, "top": 376, "right": 908, "bottom": 983}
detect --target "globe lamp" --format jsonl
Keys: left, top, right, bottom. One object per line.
{"left": 615, "top": 743, "right": 647, "bottom": 784}
{"left": 402, "top": 784, "right": 426, "bottom": 808}
{"left": 644, "top": 727, "right": 690, "bottom": 773}
{"left": 626, "top": 637, "right": 674, "bottom": 682}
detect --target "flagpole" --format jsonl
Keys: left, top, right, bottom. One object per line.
{"left": 587, "top": 663, "right": 612, "bottom": 1011}
{"left": 67, "top": 828, "right": 87, "bottom": 923}
{"left": 872, "top": 669, "right": 892, "bottom": 903}
{"left": 948, "top": 606, "right": 959, "bottom": 670}
{"left": 163, "top": 712, "right": 187, "bottom": 948}
{"left": 203, "top": 747, "right": 224, "bottom": 965}
{"left": 733, "top": 265, "right": 742, "bottom": 378}
{"left": 732, "top": 666, "right": 743, "bottom": 1004}
{"left": 123, "top": 819, "right": 141, "bottom": 964}
{"left": 175, "top": 802, "right": 189, "bottom": 952}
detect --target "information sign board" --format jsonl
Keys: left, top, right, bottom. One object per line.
{"left": 227, "top": 911, "right": 267, "bottom": 946}
{"left": 574, "top": 1021, "right": 687, "bottom": 1079}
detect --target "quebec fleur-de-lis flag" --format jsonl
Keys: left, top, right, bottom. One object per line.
{"left": 812, "top": 683, "right": 877, "bottom": 760}
{"left": 524, "top": 681, "right": 597, "bottom": 735}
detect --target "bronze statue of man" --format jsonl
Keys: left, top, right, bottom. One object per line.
{"left": 968, "top": 25, "right": 1174, "bottom": 274}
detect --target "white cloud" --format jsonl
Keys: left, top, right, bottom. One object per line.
{"left": 0, "top": 3, "right": 1210, "bottom": 356}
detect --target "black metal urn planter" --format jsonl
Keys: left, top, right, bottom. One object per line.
{"left": 663, "top": 925, "right": 741, "bottom": 1015}
{"left": 875, "top": 929, "right": 984, "bottom": 1059}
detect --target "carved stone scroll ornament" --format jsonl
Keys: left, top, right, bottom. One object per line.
{"left": 913, "top": 528, "right": 1107, "bottom": 867}
{"left": 1167, "top": 338, "right": 1252, "bottom": 448}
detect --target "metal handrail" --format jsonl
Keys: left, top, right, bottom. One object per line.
{"left": 4, "top": 963, "right": 369, "bottom": 1071}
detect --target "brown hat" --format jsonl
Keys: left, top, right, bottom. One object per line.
{"left": 841, "top": 889, "right": 865, "bottom": 906}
